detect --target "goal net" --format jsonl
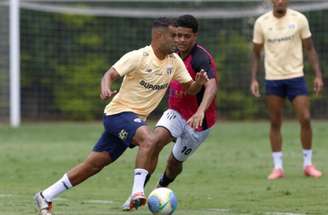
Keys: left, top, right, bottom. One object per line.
{"left": 1, "top": 0, "right": 328, "bottom": 122}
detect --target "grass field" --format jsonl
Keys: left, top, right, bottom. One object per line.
{"left": 0, "top": 121, "right": 327, "bottom": 215}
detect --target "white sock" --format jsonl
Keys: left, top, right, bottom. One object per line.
{"left": 272, "top": 152, "right": 283, "bottom": 169}
{"left": 303, "top": 149, "right": 312, "bottom": 168}
{"left": 131, "top": 168, "right": 148, "bottom": 195}
{"left": 42, "top": 173, "right": 73, "bottom": 202}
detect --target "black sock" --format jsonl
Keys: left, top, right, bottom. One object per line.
{"left": 144, "top": 173, "right": 151, "bottom": 187}
{"left": 158, "top": 172, "right": 174, "bottom": 187}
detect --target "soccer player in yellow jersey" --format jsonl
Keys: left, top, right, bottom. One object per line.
{"left": 251, "top": 0, "right": 324, "bottom": 180}
{"left": 34, "top": 17, "right": 208, "bottom": 215}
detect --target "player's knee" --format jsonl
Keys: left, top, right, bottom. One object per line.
{"left": 270, "top": 119, "right": 282, "bottom": 130}
{"left": 139, "top": 133, "right": 157, "bottom": 151}
{"left": 299, "top": 113, "right": 311, "bottom": 128}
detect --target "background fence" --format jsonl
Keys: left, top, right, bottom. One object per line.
{"left": 0, "top": 0, "right": 327, "bottom": 123}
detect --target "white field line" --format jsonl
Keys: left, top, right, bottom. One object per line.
{"left": 266, "top": 212, "right": 306, "bottom": 215}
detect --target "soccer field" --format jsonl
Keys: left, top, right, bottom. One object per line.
{"left": 0, "top": 121, "right": 327, "bottom": 215}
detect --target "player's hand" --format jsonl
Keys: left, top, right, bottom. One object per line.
{"left": 195, "top": 69, "right": 209, "bottom": 86}
{"left": 313, "top": 76, "right": 324, "bottom": 96}
{"left": 250, "top": 80, "right": 261, "bottom": 97}
{"left": 100, "top": 88, "right": 117, "bottom": 101}
{"left": 187, "top": 111, "right": 205, "bottom": 129}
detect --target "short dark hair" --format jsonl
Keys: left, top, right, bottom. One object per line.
{"left": 176, "top": 14, "right": 198, "bottom": 33}
{"left": 152, "top": 17, "right": 176, "bottom": 29}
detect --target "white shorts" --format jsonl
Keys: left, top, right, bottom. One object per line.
{"left": 156, "top": 109, "right": 210, "bottom": 162}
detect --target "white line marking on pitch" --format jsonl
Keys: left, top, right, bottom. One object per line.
{"left": 82, "top": 200, "right": 114, "bottom": 204}
{"left": 266, "top": 212, "right": 306, "bottom": 215}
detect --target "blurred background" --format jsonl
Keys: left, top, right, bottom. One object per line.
{"left": 0, "top": 0, "right": 327, "bottom": 125}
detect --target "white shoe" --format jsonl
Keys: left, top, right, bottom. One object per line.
{"left": 34, "top": 192, "right": 53, "bottom": 215}
{"left": 121, "top": 195, "right": 131, "bottom": 211}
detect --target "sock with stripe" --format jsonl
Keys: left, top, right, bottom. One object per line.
{"left": 42, "top": 173, "right": 73, "bottom": 202}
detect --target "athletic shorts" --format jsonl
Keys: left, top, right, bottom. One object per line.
{"left": 265, "top": 76, "right": 308, "bottom": 101}
{"left": 93, "top": 112, "right": 146, "bottom": 161}
{"left": 156, "top": 109, "right": 210, "bottom": 162}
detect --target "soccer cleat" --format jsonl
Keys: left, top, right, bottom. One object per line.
{"left": 304, "top": 165, "right": 322, "bottom": 178}
{"left": 121, "top": 195, "right": 131, "bottom": 211}
{"left": 267, "top": 168, "right": 284, "bottom": 180}
{"left": 129, "top": 192, "right": 147, "bottom": 210}
{"left": 34, "top": 192, "right": 53, "bottom": 215}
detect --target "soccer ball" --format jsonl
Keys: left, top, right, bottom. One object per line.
{"left": 147, "top": 187, "right": 177, "bottom": 215}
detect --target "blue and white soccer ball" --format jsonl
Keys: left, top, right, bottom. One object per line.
{"left": 147, "top": 187, "right": 177, "bottom": 215}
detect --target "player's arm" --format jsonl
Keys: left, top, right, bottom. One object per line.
{"left": 302, "top": 37, "right": 324, "bottom": 96}
{"left": 250, "top": 43, "right": 263, "bottom": 97}
{"left": 100, "top": 67, "right": 120, "bottom": 100}
{"left": 187, "top": 78, "right": 217, "bottom": 129}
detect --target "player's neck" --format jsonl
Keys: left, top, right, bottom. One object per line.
{"left": 179, "top": 43, "right": 196, "bottom": 59}
{"left": 151, "top": 44, "right": 166, "bottom": 60}
{"left": 273, "top": 9, "right": 287, "bottom": 18}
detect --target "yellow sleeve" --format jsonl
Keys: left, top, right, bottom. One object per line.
{"left": 299, "top": 15, "right": 312, "bottom": 39}
{"left": 112, "top": 50, "right": 141, "bottom": 77}
{"left": 172, "top": 54, "right": 192, "bottom": 83}
{"left": 253, "top": 19, "right": 264, "bottom": 44}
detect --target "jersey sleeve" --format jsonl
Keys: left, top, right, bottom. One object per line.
{"left": 191, "top": 51, "right": 216, "bottom": 79}
{"left": 299, "top": 14, "right": 312, "bottom": 39}
{"left": 172, "top": 54, "right": 193, "bottom": 83}
{"left": 112, "top": 50, "right": 140, "bottom": 76}
{"left": 253, "top": 18, "right": 264, "bottom": 44}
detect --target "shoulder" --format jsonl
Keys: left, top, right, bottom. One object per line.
{"left": 170, "top": 53, "right": 184, "bottom": 65}
{"left": 255, "top": 11, "right": 272, "bottom": 24}
{"left": 124, "top": 46, "right": 151, "bottom": 63}
{"left": 192, "top": 44, "right": 213, "bottom": 60}
{"left": 288, "top": 9, "right": 308, "bottom": 21}
{"left": 190, "top": 45, "right": 213, "bottom": 68}
{"left": 170, "top": 52, "right": 180, "bottom": 60}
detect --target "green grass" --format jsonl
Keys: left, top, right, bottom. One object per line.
{"left": 0, "top": 121, "right": 327, "bottom": 215}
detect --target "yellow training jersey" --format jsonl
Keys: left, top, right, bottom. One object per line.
{"left": 104, "top": 45, "right": 192, "bottom": 119}
{"left": 253, "top": 9, "right": 311, "bottom": 80}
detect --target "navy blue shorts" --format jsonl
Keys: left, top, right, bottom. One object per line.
{"left": 265, "top": 77, "right": 308, "bottom": 101}
{"left": 93, "top": 112, "right": 146, "bottom": 161}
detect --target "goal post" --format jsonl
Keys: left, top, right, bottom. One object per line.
{"left": 10, "top": 0, "right": 21, "bottom": 127}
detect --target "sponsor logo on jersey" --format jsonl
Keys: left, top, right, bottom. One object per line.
{"left": 267, "top": 34, "right": 294, "bottom": 43}
{"left": 139, "top": 80, "right": 168, "bottom": 91}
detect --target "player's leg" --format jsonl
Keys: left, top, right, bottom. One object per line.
{"left": 158, "top": 125, "right": 209, "bottom": 187}
{"left": 265, "top": 79, "right": 286, "bottom": 180}
{"left": 130, "top": 110, "right": 186, "bottom": 209}
{"left": 128, "top": 110, "right": 182, "bottom": 210}
{"left": 34, "top": 151, "right": 113, "bottom": 215}
{"left": 121, "top": 126, "right": 172, "bottom": 211}
{"left": 34, "top": 115, "right": 129, "bottom": 215}
{"left": 288, "top": 78, "right": 322, "bottom": 178}
{"left": 127, "top": 125, "right": 156, "bottom": 209}
{"left": 266, "top": 95, "right": 285, "bottom": 180}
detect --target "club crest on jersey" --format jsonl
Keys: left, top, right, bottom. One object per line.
{"left": 118, "top": 129, "right": 128, "bottom": 141}
{"left": 166, "top": 65, "right": 173, "bottom": 75}
{"left": 288, "top": 24, "right": 296, "bottom": 29}
{"left": 134, "top": 118, "right": 143, "bottom": 123}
